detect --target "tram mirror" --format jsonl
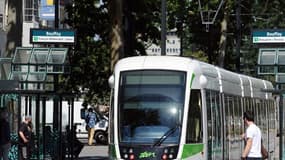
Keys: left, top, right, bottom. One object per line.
{"left": 108, "top": 75, "right": 115, "bottom": 88}
{"left": 199, "top": 75, "right": 208, "bottom": 88}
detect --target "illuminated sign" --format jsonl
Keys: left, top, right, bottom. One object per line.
{"left": 139, "top": 151, "right": 156, "bottom": 158}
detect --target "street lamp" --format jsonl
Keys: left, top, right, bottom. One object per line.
{"left": 198, "top": 0, "right": 224, "bottom": 32}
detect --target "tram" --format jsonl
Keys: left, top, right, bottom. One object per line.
{"left": 108, "top": 56, "right": 277, "bottom": 160}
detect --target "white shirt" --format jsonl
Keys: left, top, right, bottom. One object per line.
{"left": 246, "top": 123, "right": 262, "bottom": 158}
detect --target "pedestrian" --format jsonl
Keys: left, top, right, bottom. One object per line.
{"left": 19, "top": 115, "right": 33, "bottom": 160}
{"left": 0, "top": 110, "right": 11, "bottom": 160}
{"left": 241, "top": 110, "right": 262, "bottom": 160}
{"left": 85, "top": 108, "right": 97, "bottom": 145}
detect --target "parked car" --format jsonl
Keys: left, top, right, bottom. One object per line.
{"left": 93, "top": 111, "right": 108, "bottom": 145}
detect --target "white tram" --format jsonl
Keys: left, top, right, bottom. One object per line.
{"left": 108, "top": 56, "right": 277, "bottom": 160}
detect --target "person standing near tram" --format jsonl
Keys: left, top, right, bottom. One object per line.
{"left": 241, "top": 110, "right": 263, "bottom": 160}
{"left": 19, "top": 115, "right": 33, "bottom": 160}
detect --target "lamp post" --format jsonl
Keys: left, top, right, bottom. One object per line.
{"left": 161, "top": 0, "right": 166, "bottom": 56}
{"left": 236, "top": 0, "right": 241, "bottom": 73}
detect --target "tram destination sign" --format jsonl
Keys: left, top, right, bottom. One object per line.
{"left": 252, "top": 30, "right": 285, "bottom": 44}
{"left": 30, "top": 29, "right": 76, "bottom": 45}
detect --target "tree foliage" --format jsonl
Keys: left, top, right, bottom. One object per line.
{"left": 62, "top": 0, "right": 285, "bottom": 105}
{"left": 63, "top": 0, "right": 111, "bottom": 105}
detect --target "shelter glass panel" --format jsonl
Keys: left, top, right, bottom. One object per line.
{"left": 25, "top": 82, "right": 45, "bottom": 90}
{"left": 13, "top": 47, "right": 32, "bottom": 64}
{"left": 258, "top": 50, "right": 276, "bottom": 65}
{"left": 276, "top": 74, "right": 285, "bottom": 83}
{"left": 30, "top": 48, "right": 49, "bottom": 64}
{"left": 47, "top": 48, "right": 68, "bottom": 64}
{"left": 9, "top": 72, "right": 28, "bottom": 81}
{"left": 277, "top": 50, "right": 285, "bottom": 65}
{"left": 26, "top": 72, "right": 46, "bottom": 82}
{"left": 47, "top": 65, "right": 64, "bottom": 73}
{"left": 258, "top": 66, "right": 275, "bottom": 74}
{"left": 12, "top": 65, "right": 29, "bottom": 72}
{"left": 29, "top": 65, "right": 47, "bottom": 72}
{"left": 277, "top": 66, "right": 285, "bottom": 73}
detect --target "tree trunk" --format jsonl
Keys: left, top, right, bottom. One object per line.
{"left": 109, "top": 0, "right": 123, "bottom": 72}
{"left": 218, "top": 17, "right": 227, "bottom": 68}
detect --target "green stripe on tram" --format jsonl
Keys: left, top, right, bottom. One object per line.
{"left": 181, "top": 144, "right": 204, "bottom": 159}
{"left": 109, "top": 144, "right": 117, "bottom": 159}
{"left": 190, "top": 73, "right": 195, "bottom": 88}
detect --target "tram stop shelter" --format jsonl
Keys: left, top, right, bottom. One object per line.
{"left": 0, "top": 47, "right": 80, "bottom": 159}
{"left": 258, "top": 48, "right": 285, "bottom": 159}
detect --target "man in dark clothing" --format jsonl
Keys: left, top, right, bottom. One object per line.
{"left": 19, "top": 115, "right": 33, "bottom": 160}
{"left": 0, "top": 111, "right": 11, "bottom": 160}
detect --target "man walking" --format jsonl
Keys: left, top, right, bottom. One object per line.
{"left": 241, "top": 110, "right": 262, "bottom": 160}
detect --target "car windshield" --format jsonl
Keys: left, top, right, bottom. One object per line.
{"left": 118, "top": 70, "right": 186, "bottom": 144}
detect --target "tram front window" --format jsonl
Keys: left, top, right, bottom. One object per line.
{"left": 118, "top": 70, "right": 186, "bottom": 144}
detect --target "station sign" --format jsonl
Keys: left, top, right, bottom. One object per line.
{"left": 30, "top": 29, "right": 76, "bottom": 45}
{"left": 253, "top": 30, "right": 285, "bottom": 44}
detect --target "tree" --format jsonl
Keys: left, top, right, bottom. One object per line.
{"left": 64, "top": 0, "right": 111, "bottom": 105}
{"left": 63, "top": 0, "right": 285, "bottom": 106}
{"left": 109, "top": 0, "right": 123, "bottom": 71}
{"left": 63, "top": 0, "right": 162, "bottom": 105}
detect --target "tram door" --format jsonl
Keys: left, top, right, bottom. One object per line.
{"left": 206, "top": 90, "right": 223, "bottom": 160}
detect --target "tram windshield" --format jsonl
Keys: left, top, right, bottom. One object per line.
{"left": 118, "top": 70, "right": 186, "bottom": 144}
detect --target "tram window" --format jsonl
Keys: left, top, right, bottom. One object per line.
{"left": 186, "top": 90, "right": 202, "bottom": 143}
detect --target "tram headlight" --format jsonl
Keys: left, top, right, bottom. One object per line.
{"left": 129, "top": 148, "right": 133, "bottom": 153}
{"left": 168, "top": 154, "right": 174, "bottom": 159}
{"left": 164, "top": 148, "right": 169, "bottom": 153}
{"left": 121, "top": 147, "right": 134, "bottom": 160}
{"left": 162, "top": 147, "right": 178, "bottom": 160}
{"left": 123, "top": 154, "right": 128, "bottom": 159}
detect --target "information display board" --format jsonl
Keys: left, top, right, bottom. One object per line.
{"left": 30, "top": 29, "right": 76, "bottom": 45}
{"left": 253, "top": 30, "right": 285, "bottom": 44}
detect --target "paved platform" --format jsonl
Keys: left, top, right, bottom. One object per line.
{"left": 78, "top": 145, "right": 108, "bottom": 159}
{"left": 78, "top": 138, "right": 108, "bottom": 159}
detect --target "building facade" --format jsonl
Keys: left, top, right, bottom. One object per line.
{"left": 146, "top": 30, "right": 181, "bottom": 56}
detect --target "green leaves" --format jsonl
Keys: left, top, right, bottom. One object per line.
{"left": 62, "top": 0, "right": 285, "bottom": 106}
